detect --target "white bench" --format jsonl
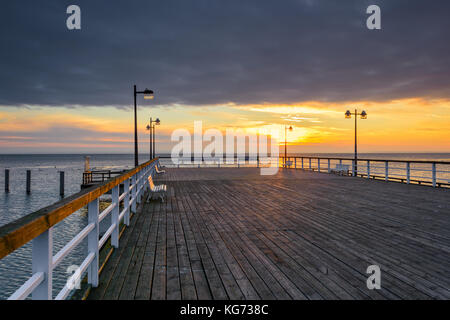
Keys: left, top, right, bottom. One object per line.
{"left": 331, "top": 164, "right": 350, "bottom": 176}
{"left": 146, "top": 175, "right": 167, "bottom": 202}
{"left": 155, "top": 163, "right": 166, "bottom": 174}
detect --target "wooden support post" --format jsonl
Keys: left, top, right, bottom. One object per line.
{"left": 328, "top": 159, "right": 331, "bottom": 173}
{"left": 5, "top": 169, "right": 9, "bottom": 193}
{"left": 87, "top": 198, "right": 99, "bottom": 287}
{"left": 309, "top": 158, "right": 312, "bottom": 171}
{"left": 59, "top": 171, "right": 64, "bottom": 197}
{"left": 32, "top": 228, "right": 53, "bottom": 300}
{"left": 111, "top": 185, "right": 119, "bottom": 248}
{"left": 367, "top": 161, "right": 370, "bottom": 179}
{"left": 301, "top": 157, "right": 304, "bottom": 169}
{"left": 318, "top": 159, "right": 321, "bottom": 173}
{"left": 26, "top": 170, "right": 31, "bottom": 194}
{"left": 294, "top": 158, "right": 297, "bottom": 169}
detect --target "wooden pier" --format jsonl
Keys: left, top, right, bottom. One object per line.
{"left": 87, "top": 167, "right": 450, "bottom": 300}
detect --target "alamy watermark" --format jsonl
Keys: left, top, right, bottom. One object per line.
{"left": 65, "top": 264, "right": 82, "bottom": 290}
{"left": 366, "top": 265, "right": 381, "bottom": 290}
{"left": 171, "top": 121, "right": 280, "bottom": 175}
{"left": 66, "top": 5, "right": 81, "bottom": 30}
{"left": 66, "top": 4, "right": 381, "bottom": 31}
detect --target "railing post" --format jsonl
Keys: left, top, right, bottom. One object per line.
{"left": 318, "top": 159, "right": 321, "bottom": 173}
{"left": 87, "top": 198, "right": 99, "bottom": 287}
{"left": 32, "top": 228, "right": 53, "bottom": 299}
{"left": 59, "top": 171, "right": 64, "bottom": 197}
{"left": 111, "top": 185, "right": 119, "bottom": 248}
{"left": 352, "top": 160, "right": 356, "bottom": 176}
{"left": 26, "top": 170, "right": 31, "bottom": 194}
{"left": 309, "top": 158, "right": 312, "bottom": 171}
{"left": 137, "top": 171, "right": 142, "bottom": 204}
{"left": 406, "top": 162, "right": 410, "bottom": 184}
{"left": 124, "top": 178, "right": 130, "bottom": 226}
{"left": 367, "top": 161, "right": 370, "bottom": 179}
{"left": 144, "top": 167, "right": 150, "bottom": 191}
{"left": 432, "top": 163, "right": 436, "bottom": 187}
{"left": 301, "top": 157, "right": 304, "bottom": 170}
{"left": 385, "top": 161, "right": 389, "bottom": 182}
{"left": 131, "top": 173, "right": 137, "bottom": 213}
{"left": 238, "top": 158, "right": 240, "bottom": 168}
{"left": 327, "top": 159, "right": 331, "bottom": 173}
{"left": 294, "top": 158, "right": 297, "bottom": 169}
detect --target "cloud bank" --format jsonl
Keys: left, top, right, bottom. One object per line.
{"left": 0, "top": 0, "right": 449, "bottom": 107}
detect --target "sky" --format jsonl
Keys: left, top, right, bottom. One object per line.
{"left": 0, "top": 0, "right": 449, "bottom": 154}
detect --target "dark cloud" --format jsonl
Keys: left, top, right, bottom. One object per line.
{"left": 1, "top": 0, "right": 449, "bottom": 107}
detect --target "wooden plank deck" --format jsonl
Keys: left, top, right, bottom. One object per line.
{"left": 87, "top": 168, "right": 450, "bottom": 300}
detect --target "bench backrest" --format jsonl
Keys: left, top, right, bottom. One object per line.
{"left": 336, "top": 164, "right": 350, "bottom": 170}
{"left": 147, "top": 175, "right": 156, "bottom": 190}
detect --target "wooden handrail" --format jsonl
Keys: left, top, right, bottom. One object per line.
{"left": 0, "top": 158, "right": 158, "bottom": 260}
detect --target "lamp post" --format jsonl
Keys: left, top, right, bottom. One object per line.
{"left": 146, "top": 117, "right": 161, "bottom": 159}
{"left": 284, "top": 125, "right": 293, "bottom": 168}
{"left": 133, "top": 85, "right": 154, "bottom": 167}
{"left": 345, "top": 109, "right": 367, "bottom": 175}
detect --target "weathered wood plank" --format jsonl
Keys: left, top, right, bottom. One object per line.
{"left": 88, "top": 168, "right": 450, "bottom": 300}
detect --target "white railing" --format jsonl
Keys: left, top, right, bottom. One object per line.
{"left": 0, "top": 158, "right": 159, "bottom": 300}
{"left": 158, "top": 156, "right": 449, "bottom": 188}
{"left": 158, "top": 156, "right": 277, "bottom": 169}
{"left": 280, "top": 156, "right": 450, "bottom": 188}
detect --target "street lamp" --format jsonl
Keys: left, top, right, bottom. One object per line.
{"left": 345, "top": 108, "right": 368, "bottom": 175}
{"left": 147, "top": 117, "right": 161, "bottom": 159}
{"left": 284, "top": 125, "right": 293, "bottom": 168}
{"left": 133, "top": 85, "right": 154, "bottom": 167}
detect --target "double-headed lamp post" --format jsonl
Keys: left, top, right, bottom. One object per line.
{"left": 345, "top": 109, "right": 367, "bottom": 175}
{"left": 146, "top": 117, "right": 161, "bottom": 160}
{"left": 284, "top": 125, "right": 293, "bottom": 167}
{"left": 133, "top": 85, "right": 154, "bottom": 167}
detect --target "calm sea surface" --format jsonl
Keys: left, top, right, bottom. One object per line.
{"left": 0, "top": 153, "right": 449, "bottom": 299}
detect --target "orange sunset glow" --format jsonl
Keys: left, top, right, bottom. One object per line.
{"left": 1, "top": 97, "right": 449, "bottom": 153}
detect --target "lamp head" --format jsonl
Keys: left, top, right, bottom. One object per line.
{"left": 360, "top": 110, "right": 367, "bottom": 119}
{"left": 155, "top": 118, "right": 161, "bottom": 125}
{"left": 345, "top": 110, "right": 351, "bottom": 119}
{"left": 288, "top": 126, "right": 293, "bottom": 131}
{"left": 146, "top": 124, "right": 151, "bottom": 130}
{"left": 143, "top": 89, "right": 154, "bottom": 100}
